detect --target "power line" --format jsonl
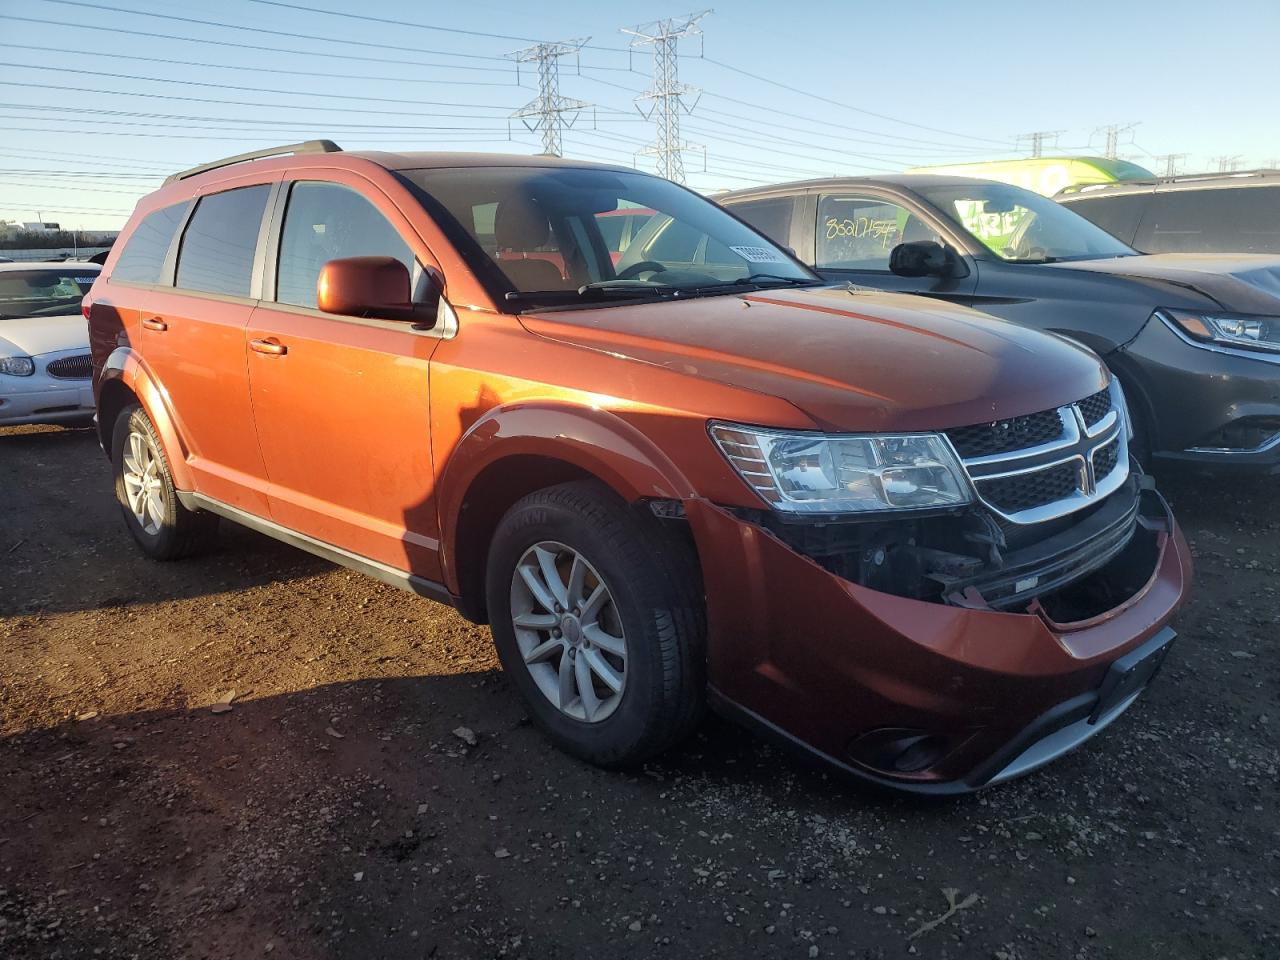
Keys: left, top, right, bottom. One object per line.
{"left": 699, "top": 56, "right": 1010, "bottom": 146}
{"left": 38, "top": 0, "right": 516, "bottom": 63}
{"left": 0, "top": 61, "right": 519, "bottom": 112}
{"left": 0, "top": 14, "right": 514, "bottom": 73}
{"left": 1210, "top": 154, "right": 1243, "bottom": 173}
{"left": 623, "top": 11, "right": 711, "bottom": 185}
{"left": 1093, "top": 122, "right": 1139, "bottom": 160}
{"left": 0, "top": 41, "right": 519, "bottom": 87}
{"left": 244, "top": 0, "right": 638, "bottom": 54}
{"left": 1151, "top": 153, "right": 1189, "bottom": 176}
{"left": 508, "top": 40, "right": 593, "bottom": 157}
{"left": 1017, "top": 130, "right": 1063, "bottom": 158}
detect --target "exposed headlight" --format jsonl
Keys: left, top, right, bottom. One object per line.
{"left": 1165, "top": 309, "right": 1280, "bottom": 354}
{"left": 710, "top": 422, "right": 973, "bottom": 514}
{"left": 0, "top": 355, "right": 35, "bottom": 377}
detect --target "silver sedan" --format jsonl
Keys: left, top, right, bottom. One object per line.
{"left": 0, "top": 261, "right": 100, "bottom": 427}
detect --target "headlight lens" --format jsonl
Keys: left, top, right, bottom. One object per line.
{"left": 710, "top": 423, "right": 972, "bottom": 513}
{"left": 1166, "top": 309, "right": 1280, "bottom": 354}
{"left": 0, "top": 355, "right": 35, "bottom": 377}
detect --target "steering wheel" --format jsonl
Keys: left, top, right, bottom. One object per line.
{"left": 615, "top": 260, "right": 668, "bottom": 281}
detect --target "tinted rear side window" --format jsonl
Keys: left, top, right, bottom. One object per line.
{"left": 175, "top": 185, "right": 270, "bottom": 297}
{"left": 1134, "top": 186, "right": 1280, "bottom": 254}
{"left": 1060, "top": 193, "right": 1149, "bottom": 245}
{"left": 111, "top": 202, "right": 188, "bottom": 284}
{"left": 727, "top": 196, "right": 796, "bottom": 246}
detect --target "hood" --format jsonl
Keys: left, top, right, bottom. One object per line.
{"left": 0, "top": 312, "right": 89, "bottom": 358}
{"left": 519, "top": 286, "right": 1106, "bottom": 433}
{"left": 1047, "top": 253, "right": 1280, "bottom": 313}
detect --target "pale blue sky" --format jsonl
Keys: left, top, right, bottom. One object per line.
{"left": 1, "top": 0, "right": 1277, "bottom": 230}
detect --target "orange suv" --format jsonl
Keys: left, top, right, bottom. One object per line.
{"left": 86, "top": 142, "right": 1191, "bottom": 793}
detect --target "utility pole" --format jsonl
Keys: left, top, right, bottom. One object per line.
{"left": 1210, "top": 154, "right": 1243, "bottom": 173}
{"left": 623, "top": 10, "right": 711, "bottom": 184}
{"left": 1152, "top": 153, "right": 1188, "bottom": 177}
{"left": 1016, "top": 131, "right": 1061, "bottom": 159}
{"left": 1094, "top": 122, "right": 1139, "bottom": 160}
{"left": 508, "top": 39, "right": 592, "bottom": 157}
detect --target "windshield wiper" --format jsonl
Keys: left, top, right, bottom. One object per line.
{"left": 732, "top": 273, "right": 817, "bottom": 286}
{"left": 576, "top": 279, "right": 676, "bottom": 296}
{"left": 504, "top": 282, "right": 675, "bottom": 306}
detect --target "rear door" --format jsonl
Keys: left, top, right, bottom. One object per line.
{"left": 1133, "top": 185, "right": 1280, "bottom": 254}
{"left": 245, "top": 174, "right": 447, "bottom": 579}
{"left": 139, "top": 177, "right": 276, "bottom": 514}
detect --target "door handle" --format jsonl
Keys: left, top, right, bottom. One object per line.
{"left": 249, "top": 337, "right": 288, "bottom": 357}
{"left": 142, "top": 316, "right": 168, "bottom": 332}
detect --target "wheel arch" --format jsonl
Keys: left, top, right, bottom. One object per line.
{"left": 438, "top": 402, "right": 698, "bottom": 624}
{"left": 97, "top": 349, "right": 194, "bottom": 490}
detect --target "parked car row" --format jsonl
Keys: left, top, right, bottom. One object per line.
{"left": 720, "top": 174, "right": 1280, "bottom": 472}
{"left": 10, "top": 139, "right": 1271, "bottom": 795}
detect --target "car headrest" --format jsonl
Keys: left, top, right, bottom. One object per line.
{"left": 495, "top": 194, "right": 551, "bottom": 251}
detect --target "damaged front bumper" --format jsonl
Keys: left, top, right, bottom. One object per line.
{"left": 686, "top": 485, "right": 1192, "bottom": 794}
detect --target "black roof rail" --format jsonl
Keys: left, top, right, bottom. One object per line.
{"left": 163, "top": 140, "right": 343, "bottom": 186}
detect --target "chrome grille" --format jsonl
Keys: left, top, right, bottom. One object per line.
{"left": 951, "top": 381, "right": 1128, "bottom": 525}
{"left": 46, "top": 354, "right": 92, "bottom": 380}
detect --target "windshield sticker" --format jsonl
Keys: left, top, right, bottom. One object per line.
{"left": 75, "top": 277, "right": 96, "bottom": 284}
{"left": 730, "top": 245, "right": 788, "bottom": 263}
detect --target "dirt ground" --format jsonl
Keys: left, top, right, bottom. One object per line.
{"left": 1, "top": 423, "right": 1276, "bottom": 960}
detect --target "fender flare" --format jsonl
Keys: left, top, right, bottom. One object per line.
{"left": 435, "top": 400, "right": 697, "bottom": 594}
{"left": 98, "top": 346, "right": 194, "bottom": 490}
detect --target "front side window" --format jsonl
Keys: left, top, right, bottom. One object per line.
{"left": 916, "top": 182, "right": 1136, "bottom": 263}
{"left": 175, "top": 185, "right": 270, "bottom": 297}
{"left": 816, "top": 195, "right": 937, "bottom": 270}
{"left": 276, "top": 181, "right": 415, "bottom": 308}
{"left": 399, "top": 166, "right": 817, "bottom": 309}
{"left": 0, "top": 268, "right": 98, "bottom": 320}
{"left": 112, "top": 202, "right": 188, "bottom": 285}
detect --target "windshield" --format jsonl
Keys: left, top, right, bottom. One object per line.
{"left": 916, "top": 182, "right": 1137, "bottom": 263}
{"left": 399, "top": 165, "right": 818, "bottom": 307}
{"left": 0, "top": 268, "right": 97, "bottom": 320}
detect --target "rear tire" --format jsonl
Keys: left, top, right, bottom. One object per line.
{"left": 111, "top": 403, "right": 218, "bottom": 560}
{"left": 485, "top": 481, "right": 704, "bottom": 767}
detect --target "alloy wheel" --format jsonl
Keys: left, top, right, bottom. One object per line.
{"left": 509, "top": 540, "right": 627, "bottom": 723}
{"left": 121, "top": 426, "right": 165, "bottom": 536}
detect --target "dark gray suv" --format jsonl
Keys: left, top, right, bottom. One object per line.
{"left": 719, "top": 175, "right": 1280, "bottom": 473}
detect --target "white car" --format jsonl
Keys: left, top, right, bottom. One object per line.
{"left": 0, "top": 261, "right": 100, "bottom": 427}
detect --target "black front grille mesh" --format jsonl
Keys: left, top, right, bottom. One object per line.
{"left": 46, "top": 354, "right": 92, "bottom": 380}
{"left": 977, "top": 462, "right": 1081, "bottom": 514}
{"left": 1076, "top": 387, "right": 1112, "bottom": 428}
{"left": 1093, "top": 437, "right": 1120, "bottom": 479}
{"left": 945, "top": 408, "right": 1063, "bottom": 459}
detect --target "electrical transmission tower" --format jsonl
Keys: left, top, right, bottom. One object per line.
{"left": 1211, "top": 154, "right": 1243, "bottom": 173}
{"left": 508, "top": 39, "right": 592, "bottom": 157}
{"left": 622, "top": 10, "right": 711, "bottom": 184}
{"left": 1094, "top": 122, "right": 1139, "bottom": 160}
{"left": 1152, "top": 153, "right": 1188, "bottom": 177}
{"left": 1017, "top": 130, "right": 1062, "bottom": 159}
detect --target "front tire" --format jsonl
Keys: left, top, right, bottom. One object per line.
{"left": 111, "top": 403, "right": 217, "bottom": 560}
{"left": 485, "top": 481, "right": 704, "bottom": 767}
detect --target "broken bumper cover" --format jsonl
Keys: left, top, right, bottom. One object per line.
{"left": 687, "top": 489, "right": 1192, "bottom": 795}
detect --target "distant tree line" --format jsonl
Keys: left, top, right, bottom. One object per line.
{"left": 0, "top": 230, "right": 115, "bottom": 250}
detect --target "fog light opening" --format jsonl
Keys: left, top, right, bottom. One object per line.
{"left": 847, "top": 727, "right": 949, "bottom": 776}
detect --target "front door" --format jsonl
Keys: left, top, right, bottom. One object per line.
{"left": 812, "top": 192, "right": 978, "bottom": 301}
{"left": 139, "top": 181, "right": 274, "bottom": 514}
{"left": 245, "top": 177, "right": 445, "bottom": 580}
